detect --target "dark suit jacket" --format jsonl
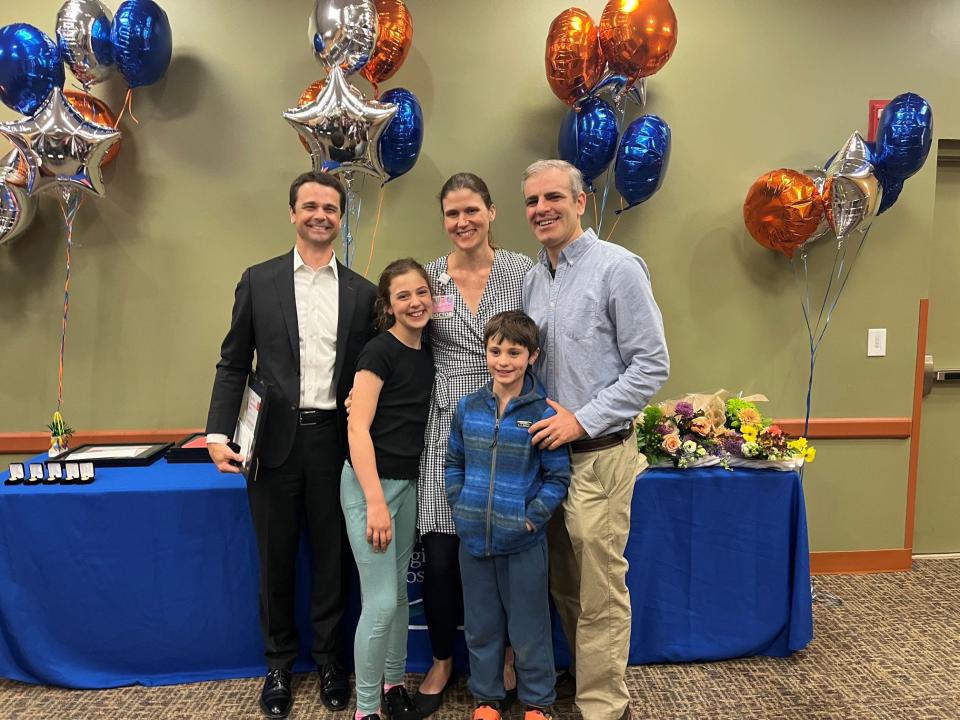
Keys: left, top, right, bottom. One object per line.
{"left": 206, "top": 249, "right": 378, "bottom": 469}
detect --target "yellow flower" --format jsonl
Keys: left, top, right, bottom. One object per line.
{"left": 804, "top": 447, "right": 817, "bottom": 463}
{"left": 788, "top": 438, "right": 808, "bottom": 452}
{"left": 741, "top": 424, "right": 758, "bottom": 442}
{"left": 737, "top": 407, "right": 762, "bottom": 426}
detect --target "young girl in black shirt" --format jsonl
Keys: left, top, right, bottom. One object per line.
{"left": 342, "top": 258, "right": 434, "bottom": 720}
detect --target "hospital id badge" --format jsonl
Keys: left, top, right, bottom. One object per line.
{"left": 433, "top": 294, "right": 454, "bottom": 319}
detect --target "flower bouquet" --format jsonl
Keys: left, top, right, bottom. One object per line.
{"left": 637, "top": 391, "right": 815, "bottom": 470}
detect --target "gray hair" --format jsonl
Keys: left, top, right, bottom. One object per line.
{"left": 521, "top": 159, "right": 585, "bottom": 198}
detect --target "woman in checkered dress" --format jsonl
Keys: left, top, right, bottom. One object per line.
{"left": 413, "top": 173, "right": 533, "bottom": 715}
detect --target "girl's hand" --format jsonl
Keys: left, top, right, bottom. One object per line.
{"left": 366, "top": 501, "right": 393, "bottom": 552}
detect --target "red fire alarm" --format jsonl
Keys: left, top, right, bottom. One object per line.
{"left": 868, "top": 100, "right": 890, "bottom": 142}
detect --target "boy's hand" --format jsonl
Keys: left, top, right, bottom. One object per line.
{"left": 366, "top": 501, "right": 393, "bottom": 552}
{"left": 529, "top": 399, "right": 586, "bottom": 450}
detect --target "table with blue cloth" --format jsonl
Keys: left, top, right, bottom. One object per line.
{"left": 0, "top": 460, "right": 812, "bottom": 688}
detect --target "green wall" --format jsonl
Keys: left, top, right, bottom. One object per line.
{"left": 2, "top": 1, "right": 958, "bottom": 552}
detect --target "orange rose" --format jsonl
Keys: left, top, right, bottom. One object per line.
{"left": 661, "top": 434, "right": 681, "bottom": 454}
{"left": 690, "top": 417, "right": 713, "bottom": 436}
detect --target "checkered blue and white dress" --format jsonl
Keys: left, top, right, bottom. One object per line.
{"left": 418, "top": 249, "right": 534, "bottom": 535}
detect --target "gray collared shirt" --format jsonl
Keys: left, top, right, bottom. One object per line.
{"left": 522, "top": 228, "right": 669, "bottom": 438}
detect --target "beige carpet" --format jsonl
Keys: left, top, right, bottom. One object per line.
{"left": 1, "top": 559, "right": 958, "bottom": 720}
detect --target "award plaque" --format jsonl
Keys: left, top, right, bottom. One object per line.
{"left": 4, "top": 463, "right": 25, "bottom": 485}
{"left": 78, "top": 462, "right": 95, "bottom": 484}
{"left": 233, "top": 375, "right": 270, "bottom": 480}
{"left": 26, "top": 463, "right": 44, "bottom": 485}
{"left": 45, "top": 462, "right": 63, "bottom": 484}
{"left": 65, "top": 463, "right": 81, "bottom": 482}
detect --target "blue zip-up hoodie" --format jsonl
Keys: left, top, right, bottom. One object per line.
{"left": 445, "top": 372, "right": 571, "bottom": 558}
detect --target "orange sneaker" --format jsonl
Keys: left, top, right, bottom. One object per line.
{"left": 524, "top": 707, "right": 553, "bottom": 720}
{"left": 473, "top": 704, "right": 502, "bottom": 720}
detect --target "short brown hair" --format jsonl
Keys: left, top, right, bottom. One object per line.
{"left": 289, "top": 171, "right": 346, "bottom": 213}
{"left": 483, "top": 311, "right": 540, "bottom": 355}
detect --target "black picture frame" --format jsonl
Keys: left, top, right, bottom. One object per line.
{"left": 166, "top": 432, "right": 213, "bottom": 464}
{"left": 57, "top": 442, "right": 173, "bottom": 467}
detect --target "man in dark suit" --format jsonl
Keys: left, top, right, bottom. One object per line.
{"left": 206, "top": 171, "right": 377, "bottom": 719}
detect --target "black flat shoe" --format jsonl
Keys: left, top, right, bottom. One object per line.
{"left": 413, "top": 673, "right": 456, "bottom": 717}
{"left": 260, "top": 669, "right": 293, "bottom": 719}
{"left": 384, "top": 685, "right": 421, "bottom": 720}
{"left": 319, "top": 661, "right": 350, "bottom": 711}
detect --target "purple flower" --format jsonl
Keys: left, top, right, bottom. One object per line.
{"left": 675, "top": 401, "right": 695, "bottom": 419}
{"left": 723, "top": 434, "right": 745, "bottom": 456}
{"left": 655, "top": 424, "right": 672, "bottom": 435}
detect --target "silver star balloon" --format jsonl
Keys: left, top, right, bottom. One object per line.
{"left": 822, "top": 131, "right": 882, "bottom": 240}
{"left": 0, "top": 150, "right": 37, "bottom": 247}
{"left": 284, "top": 65, "right": 397, "bottom": 182}
{"left": 0, "top": 88, "right": 122, "bottom": 197}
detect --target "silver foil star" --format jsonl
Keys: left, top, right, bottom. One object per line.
{"left": 0, "top": 88, "right": 122, "bottom": 197}
{"left": 284, "top": 65, "right": 397, "bottom": 182}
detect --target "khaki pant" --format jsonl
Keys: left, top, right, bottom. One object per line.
{"left": 548, "top": 436, "right": 639, "bottom": 720}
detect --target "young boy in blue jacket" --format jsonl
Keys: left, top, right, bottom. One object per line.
{"left": 445, "top": 310, "right": 571, "bottom": 720}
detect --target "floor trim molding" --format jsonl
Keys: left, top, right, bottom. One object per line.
{"left": 811, "top": 548, "right": 913, "bottom": 575}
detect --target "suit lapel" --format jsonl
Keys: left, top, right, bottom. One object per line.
{"left": 333, "top": 261, "right": 357, "bottom": 386}
{"left": 274, "top": 250, "right": 300, "bottom": 367}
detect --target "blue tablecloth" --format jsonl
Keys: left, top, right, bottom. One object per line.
{"left": 0, "top": 460, "right": 811, "bottom": 688}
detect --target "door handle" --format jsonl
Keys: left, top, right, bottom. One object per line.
{"left": 923, "top": 354, "right": 960, "bottom": 396}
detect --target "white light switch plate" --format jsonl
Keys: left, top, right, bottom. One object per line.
{"left": 867, "top": 328, "right": 886, "bottom": 357}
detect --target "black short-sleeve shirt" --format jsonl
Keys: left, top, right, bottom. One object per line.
{"left": 352, "top": 331, "right": 434, "bottom": 479}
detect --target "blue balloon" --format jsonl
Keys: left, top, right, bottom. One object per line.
{"left": 378, "top": 88, "right": 423, "bottom": 182}
{"left": 614, "top": 115, "right": 671, "bottom": 209}
{"left": 558, "top": 96, "right": 619, "bottom": 191}
{"left": 874, "top": 92, "right": 933, "bottom": 181}
{"left": 0, "top": 24, "right": 65, "bottom": 115}
{"left": 111, "top": 0, "right": 172, "bottom": 88}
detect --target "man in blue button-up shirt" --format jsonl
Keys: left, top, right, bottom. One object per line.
{"left": 521, "top": 159, "right": 669, "bottom": 720}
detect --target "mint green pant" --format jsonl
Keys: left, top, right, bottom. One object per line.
{"left": 340, "top": 462, "right": 417, "bottom": 715}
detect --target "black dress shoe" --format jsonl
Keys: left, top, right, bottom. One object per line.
{"left": 260, "top": 669, "right": 293, "bottom": 719}
{"left": 319, "top": 661, "right": 350, "bottom": 711}
{"left": 412, "top": 674, "right": 456, "bottom": 717}
{"left": 383, "top": 685, "right": 421, "bottom": 720}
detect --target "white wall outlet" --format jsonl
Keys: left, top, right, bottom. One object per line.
{"left": 867, "top": 328, "right": 886, "bottom": 357}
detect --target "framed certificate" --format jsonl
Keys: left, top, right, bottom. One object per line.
{"left": 58, "top": 442, "right": 172, "bottom": 467}
{"left": 166, "top": 432, "right": 214, "bottom": 464}
{"left": 233, "top": 375, "right": 270, "bottom": 480}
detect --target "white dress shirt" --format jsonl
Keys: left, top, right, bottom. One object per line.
{"left": 294, "top": 247, "right": 339, "bottom": 410}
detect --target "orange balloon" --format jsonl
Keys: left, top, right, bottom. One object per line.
{"left": 360, "top": 0, "right": 413, "bottom": 94}
{"left": 2, "top": 148, "right": 29, "bottom": 187}
{"left": 599, "top": 0, "right": 677, "bottom": 85}
{"left": 743, "top": 169, "right": 824, "bottom": 259}
{"left": 296, "top": 79, "right": 327, "bottom": 151}
{"left": 545, "top": 8, "right": 605, "bottom": 107}
{"left": 63, "top": 90, "right": 121, "bottom": 167}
